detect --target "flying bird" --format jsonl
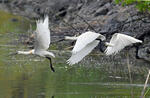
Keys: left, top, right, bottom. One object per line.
{"left": 104, "top": 33, "right": 142, "bottom": 55}
{"left": 65, "top": 31, "right": 142, "bottom": 65}
{"left": 65, "top": 31, "right": 106, "bottom": 65}
{"left": 16, "top": 16, "right": 55, "bottom": 72}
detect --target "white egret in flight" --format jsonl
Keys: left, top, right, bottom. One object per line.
{"left": 16, "top": 16, "right": 55, "bottom": 72}
{"left": 65, "top": 31, "right": 142, "bottom": 65}
{"left": 65, "top": 31, "right": 106, "bottom": 65}
{"left": 104, "top": 33, "right": 142, "bottom": 55}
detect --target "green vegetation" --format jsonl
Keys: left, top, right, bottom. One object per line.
{"left": 0, "top": 10, "right": 30, "bottom": 34}
{"left": 144, "top": 87, "right": 150, "bottom": 97}
{"left": 115, "top": 0, "right": 150, "bottom": 12}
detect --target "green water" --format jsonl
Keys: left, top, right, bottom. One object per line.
{"left": 0, "top": 10, "right": 150, "bottom": 98}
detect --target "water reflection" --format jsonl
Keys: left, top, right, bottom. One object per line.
{"left": 0, "top": 52, "right": 149, "bottom": 98}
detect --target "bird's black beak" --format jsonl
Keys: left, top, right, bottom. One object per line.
{"left": 9, "top": 52, "right": 18, "bottom": 56}
{"left": 56, "top": 36, "right": 65, "bottom": 42}
{"left": 51, "top": 36, "right": 65, "bottom": 43}
{"left": 46, "top": 57, "right": 55, "bottom": 72}
{"left": 56, "top": 38, "right": 65, "bottom": 42}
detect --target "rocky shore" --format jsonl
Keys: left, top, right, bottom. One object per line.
{"left": 0, "top": 0, "right": 150, "bottom": 62}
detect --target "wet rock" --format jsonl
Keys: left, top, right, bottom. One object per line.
{"left": 101, "top": 14, "right": 122, "bottom": 34}
{"left": 121, "top": 31, "right": 135, "bottom": 36}
{"left": 94, "top": 2, "right": 112, "bottom": 17}
{"left": 138, "top": 47, "right": 150, "bottom": 62}
{"left": 0, "top": 0, "right": 150, "bottom": 63}
{"left": 11, "top": 18, "right": 18, "bottom": 22}
{"left": 94, "top": 7, "right": 109, "bottom": 16}
{"left": 0, "top": 0, "right": 9, "bottom": 3}
{"left": 138, "top": 35, "right": 150, "bottom": 62}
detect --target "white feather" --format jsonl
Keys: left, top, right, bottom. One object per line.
{"left": 105, "top": 33, "right": 142, "bottom": 55}
{"left": 72, "top": 31, "right": 104, "bottom": 53}
{"left": 67, "top": 40, "right": 99, "bottom": 65}
{"left": 43, "top": 15, "right": 49, "bottom": 29}
{"left": 34, "top": 16, "right": 50, "bottom": 51}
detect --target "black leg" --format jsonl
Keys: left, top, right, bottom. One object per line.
{"left": 96, "top": 39, "right": 106, "bottom": 53}
{"left": 46, "top": 57, "right": 55, "bottom": 72}
{"left": 51, "top": 95, "right": 54, "bottom": 98}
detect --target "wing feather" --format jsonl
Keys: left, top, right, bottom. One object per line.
{"left": 44, "top": 15, "right": 49, "bottom": 29}
{"left": 105, "top": 33, "right": 142, "bottom": 55}
{"left": 34, "top": 16, "right": 50, "bottom": 51}
{"left": 72, "top": 31, "right": 104, "bottom": 53}
{"left": 67, "top": 40, "right": 99, "bottom": 65}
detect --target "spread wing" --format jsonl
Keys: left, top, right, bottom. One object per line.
{"left": 67, "top": 40, "right": 99, "bottom": 65}
{"left": 34, "top": 16, "right": 50, "bottom": 51}
{"left": 44, "top": 15, "right": 49, "bottom": 29}
{"left": 72, "top": 31, "right": 105, "bottom": 53}
{"left": 105, "top": 33, "right": 142, "bottom": 55}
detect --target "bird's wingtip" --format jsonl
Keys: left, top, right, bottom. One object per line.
{"left": 66, "top": 60, "right": 74, "bottom": 66}
{"left": 72, "top": 50, "right": 78, "bottom": 54}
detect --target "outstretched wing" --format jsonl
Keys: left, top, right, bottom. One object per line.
{"left": 105, "top": 33, "right": 142, "bottom": 55}
{"left": 34, "top": 16, "right": 50, "bottom": 51}
{"left": 67, "top": 40, "right": 99, "bottom": 65}
{"left": 44, "top": 15, "right": 49, "bottom": 29}
{"left": 72, "top": 31, "right": 104, "bottom": 53}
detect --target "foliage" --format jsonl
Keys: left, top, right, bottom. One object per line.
{"left": 115, "top": 0, "right": 150, "bottom": 12}
{"left": 0, "top": 10, "right": 30, "bottom": 34}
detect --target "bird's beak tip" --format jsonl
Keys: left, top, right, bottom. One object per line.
{"left": 52, "top": 55, "right": 55, "bottom": 58}
{"left": 9, "top": 52, "right": 18, "bottom": 56}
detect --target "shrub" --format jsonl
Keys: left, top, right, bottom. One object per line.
{"left": 115, "top": 0, "right": 150, "bottom": 12}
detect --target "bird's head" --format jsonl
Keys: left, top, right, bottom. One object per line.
{"left": 47, "top": 52, "right": 55, "bottom": 58}
{"left": 41, "top": 51, "right": 55, "bottom": 58}
{"left": 48, "top": 53, "right": 55, "bottom": 58}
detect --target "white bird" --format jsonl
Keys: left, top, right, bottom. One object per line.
{"left": 65, "top": 31, "right": 106, "bottom": 65}
{"left": 104, "top": 33, "right": 142, "bottom": 55}
{"left": 16, "top": 16, "right": 55, "bottom": 72}
{"left": 65, "top": 31, "right": 142, "bottom": 65}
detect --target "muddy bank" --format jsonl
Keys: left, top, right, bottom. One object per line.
{"left": 0, "top": 0, "right": 150, "bottom": 63}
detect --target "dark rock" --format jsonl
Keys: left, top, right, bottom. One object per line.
{"left": 94, "top": 7, "right": 109, "bottom": 16}
{"left": 0, "top": 0, "right": 150, "bottom": 63}
{"left": 101, "top": 15, "right": 122, "bottom": 34}
{"left": 107, "top": 10, "right": 117, "bottom": 15}
{"left": 121, "top": 32, "right": 135, "bottom": 36}
{"left": 137, "top": 34, "right": 150, "bottom": 62}
{"left": 0, "top": 0, "right": 9, "bottom": 3}
{"left": 138, "top": 47, "right": 150, "bottom": 62}
{"left": 11, "top": 18, "right": 18, "bottom": 22}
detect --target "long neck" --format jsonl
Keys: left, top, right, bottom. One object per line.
{"left": 105, "top": 42, "right": 114, "bottom": 47}
{"left": 65, "top": 36, "right": 78, "bottom": 40}
{"left": 17, "top": 50, "right": 34, "bottom": 55}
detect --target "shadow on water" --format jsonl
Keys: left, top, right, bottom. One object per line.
{"left": 0, "top": 10, "right": 150, "bottom": 98}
